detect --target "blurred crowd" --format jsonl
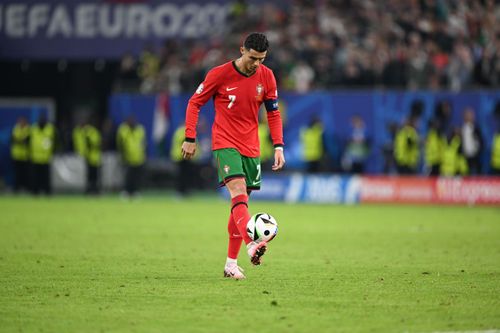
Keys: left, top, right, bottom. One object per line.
{"left": 5, "top": 0, "right": 500, "bottom": 194}
{"left": 7, "top": 101, "right": 500, "bottom": 196}
{"left": 114, "top": 0, "right": 500, "bottom": 94}
{"left": 298, "top": 101, "right": 500, "bottom": 176}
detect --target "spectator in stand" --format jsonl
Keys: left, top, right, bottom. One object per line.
{"left": 113, "top": 53, "right": 140, "bottom": 93}
{"left": 124, "top": 1, "right": 498, "bottom": 94}
{"left": 228, "top": 0, "right": 249, "bottom": 33}
{"left": 448, "top": 41, "right": 474, "bottom": 91}
{"left": 138, "top": 45, "right": 160, "bottom": 94}
{"left": 289, "top": 61, "right": 315, "bottom": 93}
{"left": 474, "top": 45, "right": 500, "bottom": 87}
{"left": 154, "top": 54, "right": 183, "bottom": 95}
{"left": 407, "top": 32, "right": 434, "bottom": 90}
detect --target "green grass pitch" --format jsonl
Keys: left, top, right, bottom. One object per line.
{"left": 0, "top": 195, "right": 499, "bottom": 333}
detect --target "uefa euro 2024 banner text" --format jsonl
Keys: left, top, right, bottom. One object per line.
{"left": 0, "top": 0, "right": 281, "bottom": 59}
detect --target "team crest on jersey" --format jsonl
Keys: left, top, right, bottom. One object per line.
{"left": 255, "top": 83, "right": 264, "bottom": 101}
{"left": 223, "top": 165, "right": 230, "bottom": 174}
{"left": 196, "top": 83, "right": 204, "bottom": 94}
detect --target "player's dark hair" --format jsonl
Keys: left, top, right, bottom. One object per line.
{"left": 244, "top": 33, "right": 269, "bottom": 52}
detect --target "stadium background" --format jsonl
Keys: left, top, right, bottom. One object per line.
{"left": 1, "top": 0, "right": 500, "bottom": 201}
{"left": 1, "top": 1, "right": 500, "bottom": 333}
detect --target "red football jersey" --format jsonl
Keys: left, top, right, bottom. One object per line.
{"left": 185, "top": 61, "right": 283, "bottom": 157}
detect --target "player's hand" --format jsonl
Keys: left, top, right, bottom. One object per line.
{"left": 272, "top": 149, "right": 285, "bottom": 171}
{"left": 181, "top": 141, "right": 196, "bottom": 160}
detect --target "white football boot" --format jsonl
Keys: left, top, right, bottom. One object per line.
{"left": 247, "top": 241, "right": 267, "bottom": 265}
{"left": 223, "top": 264, "right": 246, "bottom": 280}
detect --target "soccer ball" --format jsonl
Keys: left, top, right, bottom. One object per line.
{"left": 246, "top": 213, "right": 278, "bottom": 243}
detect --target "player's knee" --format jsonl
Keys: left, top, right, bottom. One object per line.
{"left": 226, "top": 178, "right": 247, "bottom": 196}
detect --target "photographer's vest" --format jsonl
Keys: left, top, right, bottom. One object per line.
{"left": 11, "top": 124, "right": 30, "bottom": 161}
{"left": 441, "top": 136, "right": 468, "bottom": 176}
{"left": 84, "top": 125, "right": 102, "bottom": 167}
{"left": 395, "top": 125, "right": 419, "bottom": 168}
{"left": 73, "top": 126, "right": 87, "bottom": 157}
{"left": 30, "top": 123, "right": 55, "bottom": 164}
{"left": 117, "top": 124, "right": 145, "bottom": 166}
{"left": 301, "top": 124, "right": 323, "bottom": 162}
{"left": 491, "top": 134, "right": 500, "bottom": 170}
{"left": 425, "top": 129, "right": 445, "bottom": 168}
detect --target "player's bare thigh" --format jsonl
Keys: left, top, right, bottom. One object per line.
{"left": 225, "top": 177, "right": 247, "bottom": 198}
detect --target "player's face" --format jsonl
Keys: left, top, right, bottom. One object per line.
{"left": 240, "top": 47, "right": 267, "bottom": 75}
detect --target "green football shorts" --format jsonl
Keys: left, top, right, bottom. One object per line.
{"left": 213, "top": 148, "right": 262, "bottom": 190}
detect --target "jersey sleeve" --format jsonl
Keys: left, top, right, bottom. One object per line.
{"left": 264, "top": 70, "right": 284, "bottom": 147}
{"left": 267, "top": 109, "right": 284, "bottom": 147}
{"left": 185, "top": 68, "right": 220, "bottom": 140}
{"left": 263, "top": 69, "right": 279, "bottom": 112}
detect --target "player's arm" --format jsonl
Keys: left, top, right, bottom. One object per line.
{"left": 264, "top": 71, "right": 285, "bottom": 171}
{"left": 267, "top": 110, "right": 285, "bottom": 171}
{"left": 182, "top": 69, "right": 219, "bottom": 160}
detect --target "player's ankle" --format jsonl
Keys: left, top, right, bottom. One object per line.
{"left": 225, "top": 257, "right": 237, "bottom": 267}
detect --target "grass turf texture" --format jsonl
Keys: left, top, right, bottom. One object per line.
{"left": 0, "top": 195, "right": 499, "bottom": 333}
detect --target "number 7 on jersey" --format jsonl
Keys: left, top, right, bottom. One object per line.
{"left": 228, "top": 95, "right": 236, "bottom": 109}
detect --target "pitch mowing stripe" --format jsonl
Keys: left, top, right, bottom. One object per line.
{"left": 428, "top": 330, "right": 500, "bottom": 333}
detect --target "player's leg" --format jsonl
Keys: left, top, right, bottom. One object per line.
{"left": 226, "top": 153, "right": 263, "bottom": 242}
{"left": 213, "top": 148, "right": 252, "bottom": 244}
{"left": 224, "top": 213, "right": 245, "bottom": 279}
{"left": 227, "top": 213, "right": 243, "bottom": 259}
{"left": 240, "top": 156, "right": 267, "bottom": 265}
{"left": 226, "top": 178, "right": 267, "bottom": 266}
{"left": 214, "top": 148, "right": 267, "bottom": 267}
{"left": 213, "top": 148, "right": 249, "bottom": 277}
{"left": 226, "top": 178, "right": 252, "bottom": 244}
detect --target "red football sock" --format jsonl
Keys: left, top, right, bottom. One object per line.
{"left": 227, "top": 213, "right": 243, "bottom": 260}
{"left": 231, "top": 194, "right": 252, "bottom": 244}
